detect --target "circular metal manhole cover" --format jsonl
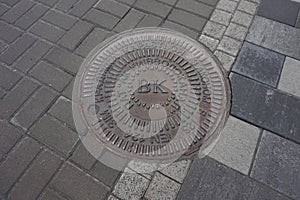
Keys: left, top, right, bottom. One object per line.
{"left": 72, "top": 28, "right": 230, "bottom": 171}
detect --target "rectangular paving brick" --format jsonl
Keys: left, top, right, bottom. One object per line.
{"left": 0, "top": 77, "right": 39, "bottom": 120}
{"left": 8, "top": 150, "right": 62, "bottom": 200}
{"left": 0, "top": 65, "right": 21, "bottom": 90}
{"left": 13, "top": 40, "right": 52, "bottom": 73}
{"left": 83, "top": 8, "right": 120, "bottom": 30}
{"left": 51, "top": 163, "right": 109, "bottom": 200}
{"left": 0, "top": 21, "right": 22, "bottom": 43}
{"left": 29, "top": 21, "right": 65, "bottom": 43}
{"left": 136, "top": 14, "right": 162, "bottom": 28}
{"left": 167, "top": 9, "right": 206, "bottom": 32}
{"left": 0, "top": 3, "right": 9, "bottom": 16}
{"left": 95, "top": 0, "right": 130, "bottom": 18}
{"left": 70, "top": 142, "right": 96, "bottom": 170}
{"left": 45, "top": 47, "right": 83, "bottom": 74}
{"left": 176, "top": 0, "right": 213, "bottom": 18}
{"left": 135, "top": 0, "right": 172, "bottom": 18}
{"left": 56, "top": 0, "right": 79, "bottom": 12}
{"left": 0, "top": 0, "right": 34, "bottom": 23}
{"left": 59, "top": 20, "right": 93, "bottom": 50}
{"left": 113, "top": 9, "right": 145, "bottom": 33}
{"left": 246, "top": 16, "right": 300, "bottom": 60}
{"left": 0, "top": 33, "right": 36, "bottom": 65}
{"left": 162, "top": 20, "right": 198, "bottom": 39}
{"left": 198, "top": 0, "right": 219, "bottom": 6}
{"left": 62, "top": 78, "right": 74, "bottom": 100}
{"left": 0, "top": 137, "right": 41, "bottom": 195}
{"left": 11, "top": 87, "right": 57, "bottom": 131}
{"left": 75, "top": 27, "right": 109, "bottom": 57}
{"left": 232, "top": 42, "right": 285, "bottom": 87}
{"left": 91, "top": 161, "right": 120, "bottom": 187}
{"left": 117, "top": 0, "right": 135, "bottom": 5}
{"left": 69, "top": 0, "right": 98, "bottom": 17}
{"left": 0, "top": 0, "right": 22, "bottom": 6}
{"left": 157, "top": 0, "right": 177, "bottom": 6}
{"left": 230, "top": 72, "right": 300, "bottom": 144}
{"left": 178, "top": 157, "right": 291, "bottom": 200}
{"left": 36, "top": 0, "right": 59, "bottom": 7}
{"left": 15, "top": 4, "right": 48, "bottom": 30}
{"left": 39, "top": 188, "right": 66, "bottom": 200}
{"left": 30, "top": 61, "right": 73, "bottom": 91}
{"left": 42, "top": 10, "right": 77, "bottom": 30}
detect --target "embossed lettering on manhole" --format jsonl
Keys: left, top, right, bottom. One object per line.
{"left": 72, "top": 28, "right": 230, "bottom": 171}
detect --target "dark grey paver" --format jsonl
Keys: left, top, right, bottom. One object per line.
{"left": 162, "top": 20, "right": 198, "bottom": 39}
{"left": 11, "top": 87, "right": 57, "bottom": 131}
{"left": 0, "top": 121, "right": 23, "bottom": 159}
{"left": 0, "top": 0, "right": 34, "bottom": 23}
{"left": 230, "top": 73, "right": 300, "bottom": 144}
{"left": 39, "top": 188, "right": 66, "bottom": 200}
{"left": 232, "top": 42, "right": 285, "bottom": 87}
{"left": 51, "top": 163, "right": 109, "bottom": 200}
{"left": 113, "top": 9, "right": 145, "bottom": 33}
{"left": 15, "top": 4, "right": 48, "bottom": 30}
{"left": 83, "top": 8, "right": 120, "bottom": 30}
{"left": 135, "top": 0, "right": 172, "bottom": 18}
{"left": 198, "top": 0, "right": 219, "bottom": 6}
{"left": 45, "top": 47, "right": 83, "bottom": 74}
{"left": 30, "top": 61, "right": 73, "bottom": 91}
{"left": 91, "top": 161, "right": 120, "bottom": 187}
{"left": 116, "top": 0, "right": 135, "bottom": 5}
{"left": 48, "top": 96, "right": 75, "bottom": 130}
{"left": 8, "top": 150, "right": 62, "bottom": 200}
{"left": 0, "top": 65, "right": 21, "bottom": 90}
{"left": 0, "top": 41, "right": 6, "bottom": 53}
{"left": 0, "top": 0, "right": 21, "bottom": 6}
{"left": 251, "top": 131, "right": 300, "bottom": 199}
{"left": 59, "top": 20, "right": 93, "bottom": 50}
{"left": 0, "top": 77, "right": 39, "bottom": 120}
{"left": 69, "top": 0, "right": 98, "bottom": 17}
{"left": 29, "top": 114, "right": 78, "bottom": 156}
{"left": 136, "top": 14, "right": 163, "bottom": 28}
{"left": 70, "top": 143, "right": 96, "bottom": 170}
{"left": 296, "top": 10, "right": 300, "bottom": 28}
{"left": 56, "top": 0, "right": 79, "bottom": 12}
{"left": 0, "top": 33, "right": 36, "bottom": 65}
{"left": 176, "top": 0, "right": 213, "bottom": 18}
{"left": 157, "top": 0, "right": 177, "bottom": 6}
{"left": 0, "top": 3, "right": 9, "bottom": 16}
{"left": 42, "top": 10, "right": 77, "bottom": 30}
{"left": 0, "top": 137, "right": 41, "bottom": 195}
{"left": 29, "top": 21, "right": 65, "bottom": 43}
{"left": 13, "top": 40, "right": 52, "bottom": 73}
{"left": 36, "top": 0, "right": 59, "bottom": 7}
{"left": 0, "top": 21, "right": 23, "bottom": 43}
{"left": 178, "top": 157, "right": 291, "bottom": 200}
{"left": 167, "top": 8, "right": 206, "bottom": 31}
{"left": 257, "top": 0, "right": 300, "bottom": 26}
{"left": 75, "top": 27, "right": 109, "bottom": 57}
{"left": 62, "top": 78, "right": 74, "bottom": 100}
{"left": 95, "top": 0, "right": 130, "bottom": 18}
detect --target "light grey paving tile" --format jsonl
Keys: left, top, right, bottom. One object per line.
{"left": 238, "top": 0, "right": 258, "bottom": 14}
{"left": 210, "top": 9, "right": 232, "bottom": 25}
{"left": 246, "top": 16, "right": 300, "bottom": 60}
{"left": 209, "top": 116, "right": 260, "bottom": 175}
{"left": 232, "top": 10, "right": 253, "bottom": 27}
{"left": 216, "top": 0, "right": 238, "bottom": 13}
{"left": 218, "top": 36, "right": 242, "bottom": 56}
{"left": 159, "top": 159, "right": 191, "bottom": 183}
{"left": 225, "top": 23, "right": 248, "bottom": 41}
{"left": 202, "top": 21, "right": 226, "bottom": 39}
{"left": 214, "top": 50, "right": 235, "bottom": 71}
{"left": 199, "top": 35, "right": 219, "bottom": 51}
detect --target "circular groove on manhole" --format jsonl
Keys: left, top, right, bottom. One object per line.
{"left": 72, "top": 28, "right": 231, "bottom": 171}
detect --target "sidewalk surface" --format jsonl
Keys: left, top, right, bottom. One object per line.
{"left": 0, "top": 0, "right": 299, "bottom": 199}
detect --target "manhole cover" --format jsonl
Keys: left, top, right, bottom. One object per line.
{"left": 73, "top": 28, "right": 230, "bottom": 170}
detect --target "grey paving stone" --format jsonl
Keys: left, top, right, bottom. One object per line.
{"left": 0, "top": 0, "right": 21, "bottom": 6}
{"left": 210, "top": 9, "right": 232, "bottom": 25}
{"left": 113, "top": 9, "right": 145, "bottom": 33}
{"left": 51, "top": 163, "right": 109, "bottom": 200}
{"left": 0, "top": 3, "right": 8, "bottom": 16}
{"left": 45, "top": 47, "right": 83, "bottom": 74}
{"left": 0, "top": 65, "right": 21, "bottom": 90}
{"left": 91, "top": 161, "right": 120, "bottom": 187}
{"left": 162, "top": 20, "right": 198, "bottom": 39}
{"left": 29, "top": 21, "right": 65, "bottom": 43}
{"left": 0, "top": 41, "right": 6, "bottom": 53}
{"left": 116, "top": 0, "right": 135, "bottom": 5}
{"left": 0, "top": 121, "right": 23, "bottom": 158}
{"left": 83, "top": 8, "right": 120, "bottom": 30}
{"left": 0, "top": 0, "right": 34, "bottom": 23}
{"left": 136, "top": 14, "right": 162, "bottom": 28}
{"left": 232, "top": 42, "right": 285, "bottom": 87}
{"left": 246, "top": 16, "right": 300, "bottom": 66}
{"left": 168, "top": 9, "right": 206, "bottom": 32}
{"left": 0, "top": 77, "right": 39, "bottom": 120}
{"left": 39, "top": 188, "right": 66, "bottom": 200}
{"left": 203, "top": 21, "right": 226, "bottom": 39}
{"left": 199, "top": 35, "right": 219, "bottom": 51}
{"left": 11, "top": 87, "right": 57, "bottom": 131}
{"left": 13, "top": 40, "right": 52, "bottom": 73}
{"left": 69, "top": 0, "right": 98, "bottom": 17}
{"left": 178, "top": 157, "right": 291, "bottom": 200}
{"left": 108, "top": 195, "right": 119, "bottom": 200}
{"left": 56, "top": 0, "right": 79, "bottom": 12}
{"left": 209, "top": 116, "right": 260, "bottom": 175}
{"left": 278, "top": 57, "right": 300, "bottom": 97}
{"left": 42, "top": 10, "right": 77, "bottom": 30}
{"left": 62, "top": 78, "right": 74, "bottom": 100}
{"left": 251, "top": 131, "right": 300, "bottom": 199}
{"left": 135, "top": 0, "right": 171, "bottom": 18}
{"left": 230, "top": 73, "right": 300, "bottom": 144}
{"left": 257, "top": 0, "right": 299, "bottom": 26}
{"left": 15, "top": 4, "right": 48, "bottom": 30}
{"left": 177, "top": 0, "right": 213, "bottom": 18}
{"left": 198, "top": 0, "right": 219, "bottom": 6}
{"left": 30, "top": 61, "right": 73, "bottom": 91}
{"left": 30, "top": 114, "right": 78, "bottom": 156}
{"left": 238, "top": 0, "right": 257, "bottom": 15}
{"left": 0, "top": 137, "right": 41, "bottom": 195}
{"left": 296, "top": 10, "right": 300, "bottom": 28}
{"left": 157, "top": 0, "right": 177, "bottom": 6}
{"left": 0, "top": 21, "right": 22, "bottom": 43}
{"left": 95, "top": 0, "right": 130, "bottom": 18}
{"left": 232, "top": 10, "right": 253, "bottom": 27}
{"left": 8, "top": 150, "right": 62, "bottom": 200}
{"left": 59, "top": 20, "right": 93, "bottom": 50}
{"left": 0, "top": 33, "right": 36, "bottom": 65}
{"left": 159, "top": 160, "right": 191, "bottom": 183}
{"left": 36, "top": 0, "right": 59, "bottom": 7}
{"left": 48, "top": 96, "right": 75, "bottom": 130}
{"left": 217, "top": 36, "right": 242, "bottom": 56}
{"left": 224, "top": 22, "right": 248, "bottom": 41}
{"left": 216, "top": 0, "right": 238, "bottom": 13}
{"left": 145, "top": 172, "right": 181, "bottom": 200}
{"left": 70, "top": 142, "right": 96, "bottom": 170}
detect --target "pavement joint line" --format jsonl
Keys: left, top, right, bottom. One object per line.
{"left": 248, "top": 128, "right": 263, "bottom": 176}
{"left": 275, "top": 56, "right": 287, "bottom": 89}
